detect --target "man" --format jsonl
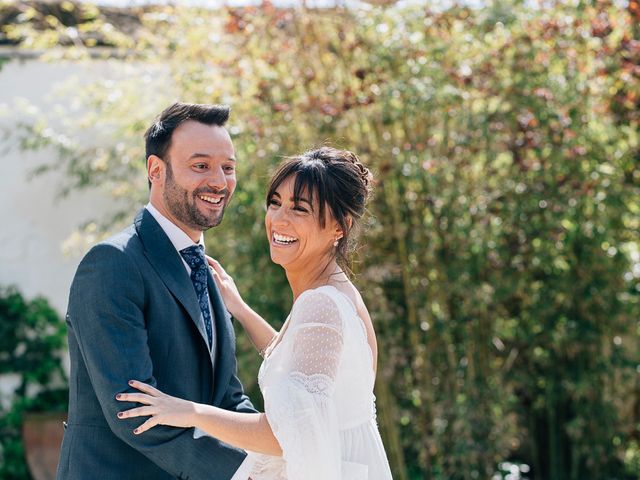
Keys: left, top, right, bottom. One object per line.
{"left": 57, "top": 103, "right": 256, "bottom": 480}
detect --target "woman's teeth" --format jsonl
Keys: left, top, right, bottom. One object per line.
{"left": 273, "top": 232, "right": 298, "bottom": 245}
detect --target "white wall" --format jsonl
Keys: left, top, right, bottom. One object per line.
{"left": 0, "top": 58, "right": 123, "bottom": 315}
{"left": 0, "top": 57, "right": 128, "bottom": 399}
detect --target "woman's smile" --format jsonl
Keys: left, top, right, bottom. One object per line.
{"left": 264, "top": 175, "right": 338, "bottom": 270}
{"left": 271, "top": 231, "right": 299, "bottom": 247}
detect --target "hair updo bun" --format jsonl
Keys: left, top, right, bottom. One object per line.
{"left": 341, "top": 150, "right": 373, "bottom": 193}
{"left": 266, "top": 146, "right": 374, "bottom": 268}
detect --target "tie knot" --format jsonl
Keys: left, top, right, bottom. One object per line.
{"left": 180, "top": 244, "right": 207, "bottom": 270}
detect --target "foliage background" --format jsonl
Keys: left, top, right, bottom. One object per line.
{"left": 1, "top": 0, "right": 639, "bottom": 478}
{"left": 0, "top": 287, "right": 68, "bottom": 479}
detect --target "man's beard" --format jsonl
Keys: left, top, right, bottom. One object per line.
{"left": 163, "top": 164, "right": 229, "bottom": 231}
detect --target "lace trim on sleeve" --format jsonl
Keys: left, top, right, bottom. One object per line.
{"left": 289, "top": 371, "right": 334, "bottom": 398}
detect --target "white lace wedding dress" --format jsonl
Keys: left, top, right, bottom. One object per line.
{"left": 248, "top": 286, "right": 393, "bottom": 480}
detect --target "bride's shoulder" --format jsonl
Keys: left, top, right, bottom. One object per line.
{"left": 293, "top": 286, "right": 340, "bottom": 309}
{"left": 295, "top": 284, "right": 359, "bottom": 307}
{"left": 290, "top": 286, "right": 348, "bottom": 327}
{"left": 311, "top": 283, "right": 366, "bottom": 314}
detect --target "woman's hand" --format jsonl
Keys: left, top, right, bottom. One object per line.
{"left": 116, "top": 380, "right": 197, "bottom": 434}
{"left": 206, "top": 256, "right": 246, "bottom": 319}
{"left": 207, "top": 256, "right": 277, "bottom": 357}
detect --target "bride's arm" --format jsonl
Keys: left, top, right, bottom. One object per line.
{"left": 116, "top": 380, "right": 282, "bottom": 456}
{"left": 227, "top": 302, "right": 276, "bottom": 357}
{"left": 207, "top": 256, "right": 276, "bottom": 355}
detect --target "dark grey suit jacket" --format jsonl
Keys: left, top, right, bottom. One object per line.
{"left": 56, "top": 208, "right": 256, "bottom": 480}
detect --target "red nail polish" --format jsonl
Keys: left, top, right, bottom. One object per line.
{"left": 134, "top": 428, "right": 140, "bottom": 434}
{"left": 117, "top": 412, "right": 123, "bottom": 418}
{"left": 116, "top": 394, "right": 122, "bottom": 400}
{"left": 129, "top": 380, "right": 134, "bottom": 386}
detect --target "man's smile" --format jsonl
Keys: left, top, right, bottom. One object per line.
{"left": 198, "top": 194, "right": 224, "bottom": 205}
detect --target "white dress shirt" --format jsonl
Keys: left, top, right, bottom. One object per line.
{"left": 145, "top": 202, "right": 255, "bottom": 480}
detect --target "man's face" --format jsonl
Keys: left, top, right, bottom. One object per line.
{"left": 159, "top": 121, "right": 237, "bottom": 234}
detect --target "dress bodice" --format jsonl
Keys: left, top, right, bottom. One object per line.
{"left": 251, "top": 286, "right": 392, "bottom": 480}
{"left": 259, "top": 286, "right": 376, "bottom": 429}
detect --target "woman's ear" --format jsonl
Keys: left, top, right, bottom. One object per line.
{"left": 336, "top": 216, "right": 353, "bottom": 239}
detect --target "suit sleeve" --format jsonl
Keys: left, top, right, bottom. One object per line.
{"left": 68, "top": 243, "right": 247, "bottom": 480}
{"left": 219, "top": 368, "right": 257, "bottom": 414}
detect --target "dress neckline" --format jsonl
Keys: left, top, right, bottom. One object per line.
{"left": 263, "top": 285, "right": 331, "bottom": 360}
{"left": 263, "top": 285, "right": 376, "bottom": 375}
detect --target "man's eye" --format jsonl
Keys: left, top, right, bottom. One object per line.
{"left": 224, "top": 166, "right": 236, "bottom": 173}
{"left": 194, "top": 164, "right": 207, "bottom": 170}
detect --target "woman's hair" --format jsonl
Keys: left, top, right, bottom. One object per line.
{"left": 266, "top": 146, "right": 373, "bottom": 268}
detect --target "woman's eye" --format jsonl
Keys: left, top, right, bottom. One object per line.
{"left": 293, "top": 206, "right": 309, "bottom": 213}
{"left": 267, "top": 199, "right": 280, "bottom": 207}
{"left": 194, "top": 164, "right": 207, "bottom": 170}
{"left": 224, "top": 166, "right": 235, "bottom": 173}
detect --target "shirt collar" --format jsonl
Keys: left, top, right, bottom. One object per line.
{"left": 145, "top": 202, "right": 205, "bottom": 254}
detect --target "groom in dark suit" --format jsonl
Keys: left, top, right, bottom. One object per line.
{"left": 57, "top": 103, "right": 256, "bottom": 480}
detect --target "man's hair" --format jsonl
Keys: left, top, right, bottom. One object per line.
{"left": 144, "top": 102, "right": 230, "bottom": 171}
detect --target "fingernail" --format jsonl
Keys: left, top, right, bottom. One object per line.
{"left": 134, "top": 428, "right": 140, "bottom": 434}
{"left": 116, "top": 394, "right": 122, "bottom": 400}
{"left": 128, "top": 380, "right": 134, "bottom": 386}
{"left": 117, "top": 412, "right": 123, "bottom": 418}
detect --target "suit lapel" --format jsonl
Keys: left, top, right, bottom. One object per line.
{"left": 134, "top": 209, "right": 209, "bottom": 348}
{"left": 207, "top": 272, "right": 234, "bottom": 405}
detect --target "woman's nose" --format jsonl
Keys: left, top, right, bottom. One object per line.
{"left": 270, "top": 207, "right": 289, "bottom": 226}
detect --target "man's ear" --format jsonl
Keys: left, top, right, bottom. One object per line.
{"left": 147, "top": 155, "right": 165, "bottom": 186}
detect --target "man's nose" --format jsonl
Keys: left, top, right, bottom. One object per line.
{"left": 206, "top": 165, "right": 226, "bottom": 190}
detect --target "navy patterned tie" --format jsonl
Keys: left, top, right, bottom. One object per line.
{"left": 180, "top": 244, "right": 213, "bottom": 349}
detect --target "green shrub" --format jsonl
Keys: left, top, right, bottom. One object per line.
{"left": 0, "top": 287, "right": 68, "bottom": 479}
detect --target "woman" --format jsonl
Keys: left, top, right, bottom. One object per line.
{"left": 117, "top": 147, "right": 393, "bottom": 479}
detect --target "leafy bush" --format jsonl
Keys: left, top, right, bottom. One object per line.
{"left": 0, "top": 287, "right": 68, "bottom": 479}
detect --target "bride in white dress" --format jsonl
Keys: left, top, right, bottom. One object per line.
{"left": 117, "top": 147, "right": 393, "bottom": 480}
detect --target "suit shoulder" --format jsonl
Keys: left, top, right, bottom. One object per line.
{"left": 100, "top": 224, "right": 139, "bottom": 250}
{"left": 83, "top": 224, "right": 140, "bottom": 257}
{"left": 77, "top": 224, "right": 143, "bottom": 272}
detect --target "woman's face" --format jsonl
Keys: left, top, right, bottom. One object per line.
{"left": 265, "top": 175, "right": 341, "bottom": 271}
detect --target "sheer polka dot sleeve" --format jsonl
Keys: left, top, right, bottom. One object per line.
{"left": 262, "top": 290, "right": 344, "bottom": 479}
{"left": 288, "top": 290, "right": 344, "bottom": 392}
